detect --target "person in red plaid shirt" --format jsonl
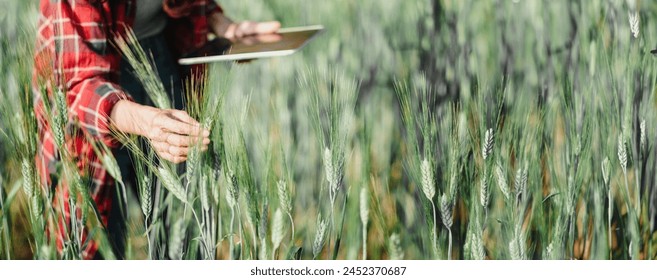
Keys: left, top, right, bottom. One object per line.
{"left": 33, "top": 0, "right": 279, "bottom": 259}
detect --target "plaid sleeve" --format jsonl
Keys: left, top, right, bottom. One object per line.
{"left": 41, "top": 0, "right": 131, "bottom": 148}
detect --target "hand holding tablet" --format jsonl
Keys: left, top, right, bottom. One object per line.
{"left": 178, "top": 25, "right": 325, "bottom": 65}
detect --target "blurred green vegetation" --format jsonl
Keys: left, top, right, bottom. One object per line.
{"left": 1, "top": 0, "right": 657, "bottom": 260}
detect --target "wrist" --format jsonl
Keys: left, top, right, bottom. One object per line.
{"left": 209, "top": 11, "right": 234, "bottom": 38}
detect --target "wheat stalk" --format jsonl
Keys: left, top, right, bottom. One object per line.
{"left": 100, "top": 152, "right": 123, "bottom": 183}
{"left": 360, "top": 187, "right": 369, "bottom": 260}
{"left": 440, "top": 193, "right": 453, "bottom": 260}
{"left": 420, "top": 158, "right": 435, "bottom": 200}
{"left": 440, "top": 194, "right": 453, "bottom": 229}
{"left": 628, "top": 11, "right": 639, "bottom": 39}
{"left": 225, "top": 168, "right": 239, "bottom": 209}
{"left": 495, "top": 164, "right": 510, "bottom": 201}
{"left": 157, "top": 166, "right": 187, "bottom": 203}
{"left": 323, "top": 148, "right": 339, "bottom": 196}
{"left": 276, "top": 179, "right": 295, "bottom": 244}
{"left": 514, "top": 166, "right": 528, "bottom": 201}
{"left": 420, "top": 158, "right": 437, "bottom": 252}
{"left": 472, "top": 221, "right": 486, "bottom": 260}
{"left": 277, "top": 180, "right": 292, "bottom": 216}
{"left": 168, "top": 218, "right": 186, "bottom": 260}
{"left": 51, "top": 88, "right": 66, "bottom": 148}
{"left": 601, "top": 157, "right": 611, "bottom": 186}
{"left": 312, "top": 217, "right": 328, "bottom": 259}
{"left": 20, "top": 157, "right": 34, "bottom": 198}
{"left": 271, "top": 208, "right": 285, "bottom": 259}
{"left": 480, "top": 169, "right": 490, "bottom": 209}
{"left": 139, "top": 175, "right": 152, "bottom": 218}
{"left": 113, "top": 28, "right": 171, "bottom": 109}
{"left": 601, "top": 156, "right": 613, "bottom": 257}
{"left": 618, "top": 134, "right": 627, "bottom": 175}
{"left": 199, "top": 173, "right": 210, "bottom": 212}
{"left": 640, "top": 119, "right": 646, "bottom": 154}
{"left": 388, "top": 233, "right": 404, "bottom": 260}
{"left": 482, "top": 128, "right": 494, "bottom": 161}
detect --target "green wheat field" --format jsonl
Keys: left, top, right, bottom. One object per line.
{"left": 2, "top": 0, "right": 657, "bottom": 260}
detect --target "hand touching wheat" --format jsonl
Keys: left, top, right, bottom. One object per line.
{"left": 110, "top": 100, "right": 210, "bottom": 163}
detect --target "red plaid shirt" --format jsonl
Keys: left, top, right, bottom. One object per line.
{"left": 33, "top": 0, "right": 221, "bottom": 259}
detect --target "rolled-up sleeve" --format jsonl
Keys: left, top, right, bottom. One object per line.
{"left": 39, "top": 0, "right": 132, "bottom": 147}
{"left": 206, "top": 0, "right": 223, "bottom": 15}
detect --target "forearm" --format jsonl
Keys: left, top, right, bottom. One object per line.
{"left": 208, "top": 10, "right": 234, "bottom": 37}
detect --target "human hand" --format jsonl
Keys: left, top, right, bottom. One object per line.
{"left": 209, "top": 11, "right": 281, "bottom": 40}
{"left": 223, "top": 21, "right": 281, "bottom": 40}
{"left": 110, "top": 101, "right": 210, "bottom": 163}
{"left": 145, "top": 109, "right": 210, "bottom": 163}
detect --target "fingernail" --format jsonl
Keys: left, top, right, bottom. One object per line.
{"left": 203, "top": 130, "right": 210, "bottom": 137}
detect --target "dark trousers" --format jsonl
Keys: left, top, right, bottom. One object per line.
{"left": 107, "top": 33, "right": 182, "bottom": 259}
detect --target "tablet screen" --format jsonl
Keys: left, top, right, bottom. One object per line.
{"left": 178, "top": 25, "right": 324, "bottom": 65}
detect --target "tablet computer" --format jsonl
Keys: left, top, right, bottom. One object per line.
{"left": 178, "top": 25, "right": 324, "bottom": 65}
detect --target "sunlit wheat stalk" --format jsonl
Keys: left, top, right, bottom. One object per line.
{"left": 640, "top": 119, "right": 646, "bottom": 154}
{"left": 322, "top": 147, "right": 339, "bottom": 253}
{"left": 628, "top": 11, "right": 639, "bottom": 39}
{"left": 20, "top": 158, "right": 34, "bottom": 198}
{"left": 601, "top": 157, "right": 612, "bottom": 257}
{"left": 480, "top": 170, "right": 490, "bottom": 210}
{"left": 277, "top": 179, "right": 294, "bottom": 243}
{"left": 226, "top": 168, "right": 239, "bottom": 259}
{"left": 271, "top": 208, "right": 285, "bottom": 259}
{"left": 360, "top": 187, "right": 369, "bottom": 260}
{"left": 313, "top": 217, "right": 328, "bottom": 260}
{"left": 388, "top": 233, "right": 404, "bottom": 260}
{"left": 440, "top": 193, "right": 453, "bottom": 260}
{"left": 514, "top": 166, "right": 527, "bottom": 205}
{"left": 482, "top": 128, "right": 494, "bottom": 161}
{"left": 481, "top": 128, "right": 494, "bottom": 220}
{"left": 420, "top": 158, "right": 437, "bottom": 253}
{"left": 157, "top": 166, "right": 187, "bottom": 203}
{"left": 168, "top": 218, "right": 185, "bottom": 260}
{"left": 617, "top": 134, "right": 632, "bottom": 215}
{"left": 472, "top": 220, "right": 486, "bottom": 260}
{"left": 495, "top": 164, "right": 510, "bottom": 201}
{"left": 113, "top": 28, "right": 171, "bottom": 109}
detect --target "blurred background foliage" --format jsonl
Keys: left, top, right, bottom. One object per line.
{"left": 2, "top": 0, "right": 657, "bottom": 259}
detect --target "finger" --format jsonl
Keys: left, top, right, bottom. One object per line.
{"left": 161, "top": 151, "right": 187, "bottom": 164}
{"left": 151, "top": 140, "right": 169, "bottom": 154}
{"left": 153, "top": 144, "right": 186, "bottom": 163}
{"left": 153, "top": 110, "right": 202, "bottom": 134}
{"left": 151, "top": 136, "right": 211, "bottom": 151}
{"left": 236, "top": 21, "right": 256, "bottom": 37}
{"left": 255, "top": 33, "right": 282, "bottom": 43}
{"left": 168, "top": 110, "right": 199, "bottom": 126}
{"left": 162, "top": 132, "right": 206, "bottom": 147}
{"left": 223, "top": 23, "right": 237, "bottom": 40}
{"left": 167, "top": 111, "right": 210, "bottom": 137}
{"left": 161, "top": 118, "right": 205, "bottom": 137}
{"left": 147, "top": 127, "right": 168, "bottom": 142}
{"left": 168, "top": 145, "right": 190, "bottom": 157}
{"left": 254, "top": 21, "right": 281, "bottom": 34}
{"left": 242, "top": 33, "right": 281, "bottom": 46}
